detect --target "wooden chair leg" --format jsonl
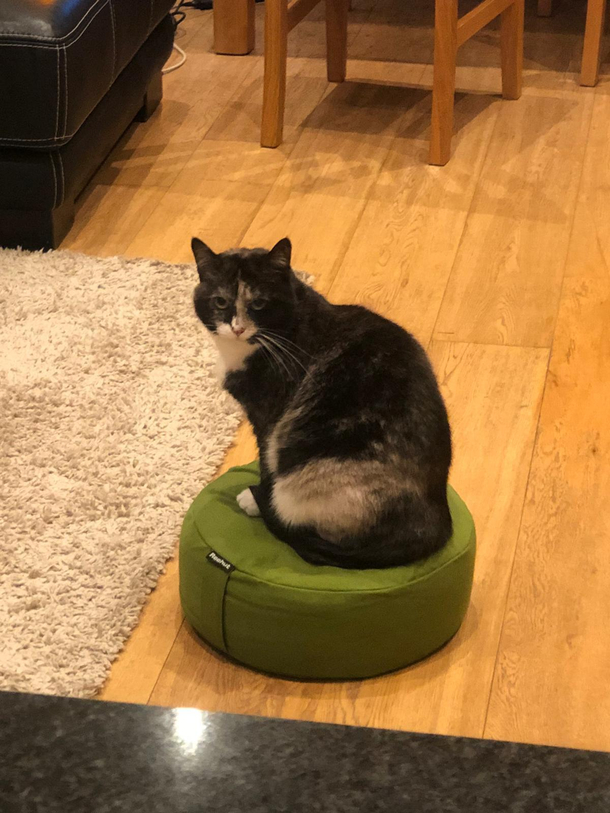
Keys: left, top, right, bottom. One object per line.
{"left": 581, "top": 0, "right": 608, "bottom": 86}
{"left": 326, "top": 0, "right": 349, "bottom": 82}
{"left": 261, "top": 0, "right": 288, "bottom": 147}
{"left": 429, "top": 0, "right": 458, "bottom": 166}
{"left": 537, "top": 0, "right": 553, "bottom": 17}
{"left": 501, "top": 0, "right": 524, "bottom": 100}
{"left": 214, "top": 0, "right": 256, "bottom": 54}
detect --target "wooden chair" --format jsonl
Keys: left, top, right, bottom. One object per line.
{"left": 581, "top": 0, "right": 607, "bottom": 86}
{"left": 538, "top": 0, "right": 607, "bottom": 87}
{"left": 261, "top": 0, "right": 525, "bottom": 165}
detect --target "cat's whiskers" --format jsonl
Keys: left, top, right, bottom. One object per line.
{"left": 261, "top": 342, "right": 287, "bottom": 380}
{"left": 259, "top": 332, "right": 309, "bottom": 376}
{"left": 260, "top": 338, "right": 304, "bottom": 376}
{"left": 253, "top": 338, "right": 277, "bottom": 373}
{"left": 257, "top": 336, "right": 294, "bottom": 381}
{"left": 257, "top": 330, "right": 313, "bottom": 359}
{"left": 255, "top": 334, "right": 295, "bottom": 377}
{"left": 259, "top": 346, "right": 283, "bottom": 378}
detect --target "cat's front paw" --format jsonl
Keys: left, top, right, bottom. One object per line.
{"left": 237, "top": 488, "right": 261, "bottom": 517}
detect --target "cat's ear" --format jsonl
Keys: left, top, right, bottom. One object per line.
{"left": 191, "top": 237, "right": 217, "bottom": 282}
{"left": 268, "top": 237, "right": 292, "bottom": 272}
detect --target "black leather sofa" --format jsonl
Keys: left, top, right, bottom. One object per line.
{"left": 0, "top": 0, "right": 175, "bottom": 250}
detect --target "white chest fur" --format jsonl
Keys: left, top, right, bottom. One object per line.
{"left": 213, "top": 335, "right": 257, "bottom": 380}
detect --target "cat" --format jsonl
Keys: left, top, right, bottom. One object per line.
{"left": 192, "top": 236, "right": 453, "bottom": 569}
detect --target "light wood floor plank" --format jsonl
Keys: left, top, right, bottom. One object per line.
{"left": 64, "top": 185, "right": 167, "bottom": 257}
{"left": 433, "top": 88, "right": 594, "bottom": 347}
{"left": 185, "top": 58, "right": 329, "bottom": 186}
{"left": 242, "top": 78, "right": 421, "bottom": 289}
{"left": 329, "top": 92, "right": 499, "bottom": 345}
{"left": 485, "top": 276, "right": 610, "bottom": 752}
{"left": 564, "top": 91, "right": 610, "bottom": 279}
{"left": 126, "top": 181, "right": 272, "bottom": 263}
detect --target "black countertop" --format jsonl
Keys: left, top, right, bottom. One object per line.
{"left": 1, "top": 691, "right": 609, "bottom": 812}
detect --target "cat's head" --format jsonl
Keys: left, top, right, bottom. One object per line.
{"left": 192, "top": 237, "right": 297, "bottom": 343}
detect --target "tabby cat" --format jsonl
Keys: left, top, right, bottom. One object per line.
{"left": 192, "top": 237, "right": 452, "bottom": 569}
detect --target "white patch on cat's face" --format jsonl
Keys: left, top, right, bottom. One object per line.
{"left": 213, "top": 282, "right": 256, "bottom": 340}
{"left": 233, "top": 281, "right": 256, "bottom": 336}
{"left": 216, "top": 322, "right": 254, "bottom": 340}
{"left": 212, "top": 281, "right": 259, "bottom": 379}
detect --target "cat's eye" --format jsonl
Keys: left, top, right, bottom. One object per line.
{"left": 250, "top": 299, "right": 267, "bottom": 311}
{"left": 212, "top": 296, "right": 229, "bottom": 309}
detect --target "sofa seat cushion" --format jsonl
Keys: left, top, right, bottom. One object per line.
{"left": 0, "top": 0, "right": 174, "bottom": 148}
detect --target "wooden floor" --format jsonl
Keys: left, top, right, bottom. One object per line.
{"left": 64, "top": 0, "right": 610, "bottom": 752}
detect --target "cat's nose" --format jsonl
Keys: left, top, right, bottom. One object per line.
{"left": 232, "top": 326, "right": 245, "bottom": 337}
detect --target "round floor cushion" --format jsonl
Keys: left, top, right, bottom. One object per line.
{"left": 179, "top": 461, "right": 476, "bottom": 680}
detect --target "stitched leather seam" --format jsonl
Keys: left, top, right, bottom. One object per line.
{"left": 0, "top": 0, "right": 110, "bottom": 49}
{"left": 108, "top": 0, "right": 116, "bottom": 86}
{"left": 54, "top": 46, "right": 60, "bottom": 141}
{"left": 0, "top": 0, "right": 149, "bottom": 142}
{"left": 0, "top": 135, "right": 72, "bottom": 142}
{"left": 1, "top": 11, "right": 170, "bottom": 144}
{"left": 63, "top": 45, "right": 68, "bottom": 138}
{"left": 0, "top": 0, "right": 109, "bottom": 43}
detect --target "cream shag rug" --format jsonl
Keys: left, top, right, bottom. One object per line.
{"left": 0, "top": 249, "right": 241, "bottom": 698}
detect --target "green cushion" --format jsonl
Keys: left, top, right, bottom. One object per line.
{"left": 179, "top": 461, "right": 476, "bottom": 680}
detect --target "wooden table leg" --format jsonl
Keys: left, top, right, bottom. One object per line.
{"left": 501, "top": 0, "right": 524, "bottom": 100}
{"left": 261, "top": 0, "right": 287, "bottom": 146}
{"left": 581, "top": 0, "right": 608, "bottom": 86}
{"left": 326, "top": 0, "right": 349, "bottom": 82}
{"left": 429, "top": 0, "right": 458, "bottom": 166}
{"left": 214, "top": 0, "right": 256, "bottom": 55}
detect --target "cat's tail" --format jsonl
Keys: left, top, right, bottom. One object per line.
{"left": 284, "top": 512, "right": 452, "bottom": 570}
{"left": 251, "top": 483, "right": 451, "bottom": 570}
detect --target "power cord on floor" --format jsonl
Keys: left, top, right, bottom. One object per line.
{"left": 171, "top": 0, "right": 189, "bottom": 28}
{"left": 163, "top": 0, "right": 191, "bottom": 75}
{"left": 163, "top": 43, "right": 187, "bottom": 74}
